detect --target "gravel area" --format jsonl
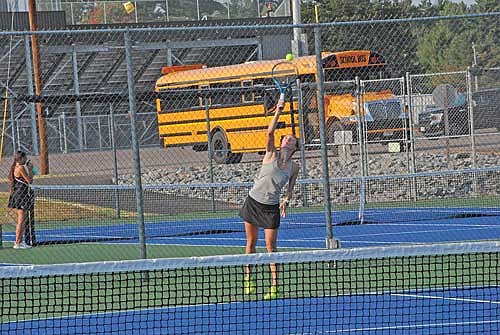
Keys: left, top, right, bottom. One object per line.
{"left": 118, "top": 153, "right": 500, "bottom": 207}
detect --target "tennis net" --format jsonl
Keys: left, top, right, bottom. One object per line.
{"left": 1, "top": 241, "right": 500, "bottom": 334}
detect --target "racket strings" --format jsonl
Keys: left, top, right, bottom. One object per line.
{"left": 272, "top": 63, "right": 298, "bottom": 84}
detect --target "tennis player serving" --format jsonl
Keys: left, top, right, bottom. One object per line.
{"left": 239, "top": 98, "right": 300, "bottom": 300}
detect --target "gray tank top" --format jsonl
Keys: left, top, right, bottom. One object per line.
{"left": 249, "top": 156, "right": 294, "bottom": 205}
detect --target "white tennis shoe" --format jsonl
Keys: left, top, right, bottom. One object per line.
{"left": 13, "top": 242, "right": 32, "bottom": 249}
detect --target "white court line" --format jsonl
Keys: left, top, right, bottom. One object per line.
{"left": 393, "top": 293, "right": 500, "bottom": 305}
{"left": 342, "top": 225, "right": 500, "bottom": 238}
{"left": 342, "top": 222, "right": 500, "bottom": 227}
{"left": 294, "top": 319, "right": 500, "bottom": 334}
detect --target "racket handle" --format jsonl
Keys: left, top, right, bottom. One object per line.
{"left": 279, "top": 92, "right": 285, "bottom": 101}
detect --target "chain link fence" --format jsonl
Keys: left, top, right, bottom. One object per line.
{"left": 0, "top": 12, "right": 499, "bottom": 260}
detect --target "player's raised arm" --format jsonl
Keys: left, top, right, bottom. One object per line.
{"left": 267, "top": 58, "right": 297, "bottom": 155}
{"left": 265, "top": 99, "right": 285, "bottom": 154}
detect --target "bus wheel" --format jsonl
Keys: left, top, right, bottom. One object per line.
{"left": 227, "top": 153, "right": 243, "bottom": 164}
{"left": 210, "top": 130, "right": 242, "bottom": 164}
{"left": 327, "top": 120, "right": 343, "bottom": 156}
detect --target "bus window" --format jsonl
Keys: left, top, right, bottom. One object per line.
{"left": 300, "top": 74, "right": 315, "bottom": 83}
{"left": 162, "top": 86, "right": 200, "bottom": 112}
{"left": 386, "top": 100, "right": 403, "bottom": 118}
{"left": 211, "top": 82, "right": 240, "bottom": 105}
{"left": 254, "top": 78, "right": 275, "bottom": 101}
{"left": 242, "top": 80, "right": 253, "bottom": 102}
{"left": 199, "top": 84, "right": 210, "bottom": 106}
{"left": 253, "top": 83, "right": 265, "bottom": 102}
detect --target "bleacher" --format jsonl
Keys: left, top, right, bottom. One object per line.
{"left": 0, "top": 14, "right": 292, "bottom": 117}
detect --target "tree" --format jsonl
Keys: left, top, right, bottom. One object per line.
{"left": 301, "top": 0, "right": 422, "bottom": 75}
{"left": 471, "top": 0, "right": 500, "bottom": 69}
{"left": 416, "top": 1, "right": 475, "bottom": 73}
{"left": 228, "top": 0, "right": 260, "bottom": 19}
{"left": 415, "top": 0, "right": 499, "bottom": 74}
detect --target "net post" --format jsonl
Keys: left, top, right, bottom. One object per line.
{"left": 325, "top": 238, "right": 341, "bottom": 249}
{"left": 325, "top": 238, "right": 340, "bottom": 268}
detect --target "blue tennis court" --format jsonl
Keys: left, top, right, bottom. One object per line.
{"left": 2, "top": 286, "right": 499, "bottom": 334}
{"left": 3, "top": 207, "right": 500, "bottom": 248}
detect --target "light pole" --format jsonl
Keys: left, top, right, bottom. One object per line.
{"left": 291, "top": 0, "right": 302, "bottom": 57}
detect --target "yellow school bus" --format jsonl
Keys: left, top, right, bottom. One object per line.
{"left": 155, "top": 50, "right": 406, "bottom": 163}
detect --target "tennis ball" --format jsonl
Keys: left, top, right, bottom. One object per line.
{"left": 285, "top": 53, "right": 294, "bottom": 61}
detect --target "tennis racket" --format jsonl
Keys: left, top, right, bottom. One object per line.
{"left": 271, "top": 61, "right": 299, "bottom": 104}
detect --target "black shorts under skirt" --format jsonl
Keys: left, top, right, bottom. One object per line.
{"left": 239, "top": 196, "right": 280, "bottom": 229}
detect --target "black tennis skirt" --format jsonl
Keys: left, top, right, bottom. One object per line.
{"left": 239, "top": 196, "right": 280, "bottom": 229}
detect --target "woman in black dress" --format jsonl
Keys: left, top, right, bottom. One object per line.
{"left": 8, "top": 151, "right": 35, "bottom": 249}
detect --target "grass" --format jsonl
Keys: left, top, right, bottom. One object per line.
{"left": 0, "top": 192, "right": 136, "bottom": 232}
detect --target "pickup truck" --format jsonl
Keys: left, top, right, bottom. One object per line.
{"left": 418, "top": 87, "right": 500, "bottom": 137}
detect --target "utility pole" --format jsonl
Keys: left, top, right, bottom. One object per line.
{"left": 28, "top": 0, "right": 49, "bottom": 174}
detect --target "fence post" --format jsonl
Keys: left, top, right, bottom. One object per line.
{"left": 110, "top": 103, "right": 121, "bottom": 218}
{"left": 70, "top": 3, "right": 75, "bottom": 25}
{"left": 204, "top": 95, "right": 216, "bottom": 212}
{"left": 124, "top": 29, "right": 146, "bottom": 259}
{"left": 59, "top": 112, "right": 67, "bottom": 153}
{"left": 466, "top": 67, "right": 478, "bottom": 196}
{"left": 134, "top": 1, "right": 139, "bottom": 23}
{"left": 313, "top": 26, "right": 337, "bottom": 249}
{"left": 297, "top": 82, "right": 308, "bottom": 207}
{"left": 10, "top": 94, "right": 17, "bottom": 154}
{"left": 355, "top": 76, "right": 366, "bottom": 224}
{"left": 405, "top": 72, "right": 417, "bottom": 202}
{"left": 71, "top": 44, "right": 84, "bottom": 152}
{"left": 165, "top": 0, "right": 170, "bottom": 22}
